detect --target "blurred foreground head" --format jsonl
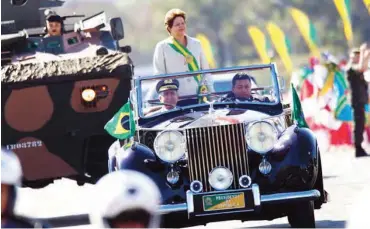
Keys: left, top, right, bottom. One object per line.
{"left": 1, "top": 148, "right": 22, "bottom": 217}
{"left": 89, "top": 170, "right": 162, "bottom": 228}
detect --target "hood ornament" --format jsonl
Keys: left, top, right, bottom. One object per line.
{"left": 205, "top": 99, "right": 215, "bottom": 115}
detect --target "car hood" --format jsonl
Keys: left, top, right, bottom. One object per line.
{"left": 146, "top": 108, "right": 274, "bottom": 130}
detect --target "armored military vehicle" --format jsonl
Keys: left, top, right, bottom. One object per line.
{"left": 1, "top": 0, "right": 134, "bottom": 188}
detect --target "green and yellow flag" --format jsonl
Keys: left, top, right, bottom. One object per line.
{"left": 289, "top": 7, "right": 320, "bottom": 57}
{"left": 104, "top": 101, "right": 136, "bottom": 140}
{"left": 196, "top": 33, "right": 217, "bottom": 69}
{"left": 333, "top": 0, "right": 353, "bottom": 44}
{"left": 248, "top": 26, "right": 272, "bottom": 64}
{"left": 364, "top": 0, "right": 370, "bottom": 15}
{"left": 291, "top": 84, "right": 309, "bottom": 128}
{"left": 266, "top": 22, "right": 294, "bottom": 74}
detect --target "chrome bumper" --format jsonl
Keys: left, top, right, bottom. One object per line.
{"left": 158, "top": 184, "right": 321, "bottom": 215}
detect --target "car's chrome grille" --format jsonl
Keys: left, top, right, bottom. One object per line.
{"left": 185, "top": 123, "right": 249, "bottom": 192}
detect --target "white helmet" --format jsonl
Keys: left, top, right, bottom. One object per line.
{"left": 1, "top": 148, "right": 22, "bottom": 186}
{"left": 89, "top": 170, "right": 162, "bottom": 228}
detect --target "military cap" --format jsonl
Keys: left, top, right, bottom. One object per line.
{"left": 156, "top": 78, "right": 179, "bottom": 93}
{"left": 46, "top": 14, "right": 63, "bottom": 23}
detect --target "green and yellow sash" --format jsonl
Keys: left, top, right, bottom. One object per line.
{"left": 168, "top": 37, "right": 209, "bottom": 102}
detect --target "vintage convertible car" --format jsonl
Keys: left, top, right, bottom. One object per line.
{"left": 110, "top": 64, "right": 328, "bottom": 228}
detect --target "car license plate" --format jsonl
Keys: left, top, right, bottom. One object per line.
{"left": 202, "top": 192, "right": 245, "bottom": 212}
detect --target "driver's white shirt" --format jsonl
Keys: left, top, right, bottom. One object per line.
{"left": 153, "top": 35, "right": 209, "bottom": 95}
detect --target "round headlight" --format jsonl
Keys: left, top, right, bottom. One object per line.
{"left": 154, "top": 130, "right": 186, "bottom": 163}
{"left": 208, "top": 167, "right": 233, "bottom": 191}
{"left": 81, "top": 89, "right": 96, "bottom": 102}
{"left": 246, "top": 121, "right": 278, "bottom": 154}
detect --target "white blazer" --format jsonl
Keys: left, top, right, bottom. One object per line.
{"left": 152, "top": 35, "right": 209, "bottom": 95}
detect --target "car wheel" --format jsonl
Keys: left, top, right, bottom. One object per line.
{"left": 288, "top": 200, "right": 315, "bottom": 228}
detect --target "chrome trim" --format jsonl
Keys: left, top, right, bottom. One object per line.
{"left": 231, "top": 124, "right": 240, "bottom": 186}
{"left": 185, "top": 130, "right": 194, "bottom": 181}
{"left": 186, "top": 190, "right": 194, "bottom": 214}
{"left": 252, "top": 184, "right": 261, "bottom": 206}
{"left": 225, "top": 125, "right": 233, "bottom": 188}
{"left": 199, "top": 128, "right": 209, "bottom": 192}
{"left": 196, "top": 209, "right": 254, "bottom": 217}
{"left": 240, "top": 124, "right": 249, "bottom": 174}
{"left": 190, "top": 180, "right": 203, "bottom": 193}
{"left": 193, "top": 129, "right": 200, "bottom": 181}
{"left": 138, "top": 64, "right": 275, "bottom": 80}
{"left": 207, "top": 127, "right": 215, "bottom": 173}
{"left": 261, "top": 189, "right": 321, "bottom": 204}
{"left": 239, "top": 175, "right": 252, "bottom": 188}
{"left": 159, "top": 203, "right": 187, "bottom": 214}
{"left": 159, "top": 187, "right": 321, "bottom": 215}
{"left": 191, "top": 129, "right": 198, "bottom": 181}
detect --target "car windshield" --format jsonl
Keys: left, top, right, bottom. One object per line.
{"left": 137, "top": 65, "right": 279, "bottom": 118}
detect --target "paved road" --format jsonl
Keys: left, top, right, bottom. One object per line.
{"left": 14, "top": 146, "right": 370, "bottom": 228}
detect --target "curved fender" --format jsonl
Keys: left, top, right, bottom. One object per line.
{"left": 268, "top": 126, "right": 319, "bottom": 190}
{"left": 115, "top": 142, "right": 189, "bottom": 204}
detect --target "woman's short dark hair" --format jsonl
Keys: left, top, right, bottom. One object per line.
{"left": 164, "top": 8, "right": 186, "bottom": 33}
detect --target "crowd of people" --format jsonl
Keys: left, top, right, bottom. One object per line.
{"left": 290, "top": 44, "right": 370, "bottom": 157}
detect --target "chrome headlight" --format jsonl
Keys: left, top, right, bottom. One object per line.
{"left": 208, "top": 167, "right": 233, "bottom": 191}
{"left": 246, "top": 121, "right": 278, "bottom": 154}
{"left": 154, "top": 130, "right": 186, "bottom": 163}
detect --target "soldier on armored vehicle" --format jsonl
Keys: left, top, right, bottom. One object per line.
{"left": 44, "top": 13, "right": 63, "bottom": 38}
{"left": 2, "top": 3, "right": 133, "bottom": 188}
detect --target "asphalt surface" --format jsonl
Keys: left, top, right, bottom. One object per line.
{"left": 14, "top": 145, "right": 370, "bottom": 228}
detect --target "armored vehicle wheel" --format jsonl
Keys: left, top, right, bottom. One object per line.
{"left": 287, "top": 200, "right": 315, "bottom": 228}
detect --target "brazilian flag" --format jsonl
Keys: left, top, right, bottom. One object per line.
{"left": 104, "top": 101, "right": 136, "bottom": 140}
{"left": 291, "top": 84, "right": 309, "bottom": 128}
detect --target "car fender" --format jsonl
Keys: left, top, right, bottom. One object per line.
{"left": 115, "top": 142, "right": 189, "bottom": 204}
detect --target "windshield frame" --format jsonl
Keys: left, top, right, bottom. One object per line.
{"left": 134, "top": 63, "right": 281, "bottom": 119}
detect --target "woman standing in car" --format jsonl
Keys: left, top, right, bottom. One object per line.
{"left": 153, "top": 9, "right": 209, "bottom": 96}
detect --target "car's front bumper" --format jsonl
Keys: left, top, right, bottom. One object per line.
{"left": 159, "top": 184, "right": 321, "bottom": 216}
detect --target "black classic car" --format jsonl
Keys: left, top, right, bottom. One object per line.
{"left": 110, "top": 64, "right": 328, "bottom": 228}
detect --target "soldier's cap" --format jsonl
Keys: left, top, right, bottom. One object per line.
{"left": 156, "top": 79, "right": 179, "bottom": 93}
{"left": 46, "top": 14, "right": 63, "bottom": 23}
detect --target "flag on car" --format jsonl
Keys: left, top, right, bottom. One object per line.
{"left": 291, "top": 84, "right": 309, "bottom": 128}
{"left": 104, "top": 100, "right": 136, "bottom": 140}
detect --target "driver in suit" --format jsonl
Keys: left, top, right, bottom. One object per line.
{"left": 145, "top": 79, "right": 180, "bottom": 116}
{"left": 223, "top": 72, "right": 270, "bottom": 102}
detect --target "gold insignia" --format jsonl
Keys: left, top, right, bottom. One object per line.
{"left": 164, "top": 79, "right": 173, "bottom": 84}
{"left": 185, "top": 54, "right": 193, "bottom": 64}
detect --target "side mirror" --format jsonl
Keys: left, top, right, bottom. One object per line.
{"left": 10, "top": 0, "right": 28, "bottom": 6}
{"left": 110, "top": 17, "right": 124, "bottom": 41}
